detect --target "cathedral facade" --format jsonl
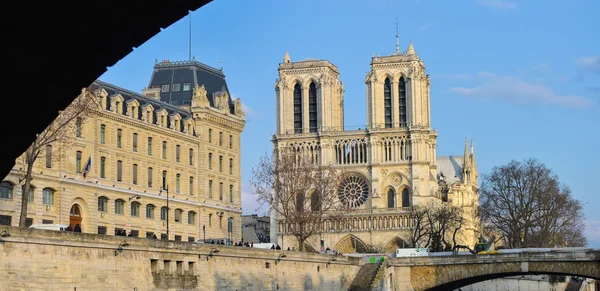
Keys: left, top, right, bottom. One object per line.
{"left": 271, "top": 44, "right": 479, "bottom": 253}
{"left": 0, "top": 60, "right": 245, "bottom": 244}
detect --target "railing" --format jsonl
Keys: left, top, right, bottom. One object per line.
{"left": 278, "top": 208, "right": 414, "bottom": 234}
{"left": 274, "top": 123, "right": 416, "bottom": 137}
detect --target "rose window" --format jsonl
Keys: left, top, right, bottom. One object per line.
{"left": 338, "top": 175, "right": 369, "bottom": 208}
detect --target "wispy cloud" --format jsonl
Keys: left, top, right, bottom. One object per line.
{"left": 418, "top": 22, "right": 436, "bottom": 32}
{"left": 241, "top": 183, "right": 268, "bottom": 215}
{"left": 518, "top": 63, "right": 551, "bottom": 76}
{"left": 576, "top": 56, "right": 600, "bottom": 74}
{"left": 585, "top": 219, "right": 600, "bottom": 246}
{"left": 232, "top": 94, "right": 260, "bottom": 117}
{"left": 449, "top": 71, "right": 596, "bottom": 109}
{"left": 475, "top": 0, "right": 517, "bottom": 10}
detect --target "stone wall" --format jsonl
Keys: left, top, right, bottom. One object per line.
{"left": 0, "top": 226, "right": 362, "bottom": 291}
{"left": 459, "top": 276, "right": 568, "bottom": 291}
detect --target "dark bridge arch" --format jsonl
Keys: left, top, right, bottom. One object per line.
{"left": 426, "top": 270, "right": 600, "bottom": 291}
{"left": 2, "top": 1, "right": 212, "bottom": 179}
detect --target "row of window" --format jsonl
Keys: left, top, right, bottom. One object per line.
{"left": 97, "top": 196, "right": 229, "bottom": 228}
{"left": 208, "top": 129, "right": 234, "bottom": 149}
{"left": 96, "top": 155, "right": 195, "bottom": 193}
{"left": 161, "top": 83, "right": 192, "bottom": 93}
{"left": 99, "top": 125, "right": 195, "bottom": 165}
{"left": 207, "top": 153, "right": 234, "bottom": 174}
{"left": 0, "top": 181, "right": 56, "bottom": 204}
{"left": 207, "top": 180, "right": 235, "bottom": 203}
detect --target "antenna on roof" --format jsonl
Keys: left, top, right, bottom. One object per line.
{"left": 188, "top": 11, "right": 192, "bottom": 61}
{"left": 395, "top": 18, "right": 400, "bottom": 53}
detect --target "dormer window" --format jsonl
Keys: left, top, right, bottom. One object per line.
{"left": 183, "top": 83, "right": 191, "bottom": 91}
{"left": 161, "top": 85, "right": 170, "bottom": 93}
{"left": 172, "top": 84, "right": 181, "bottom": 92}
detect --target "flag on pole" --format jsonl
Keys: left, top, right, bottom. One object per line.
{"left": 82, "top": 156, "right": 92, "bottom": 178}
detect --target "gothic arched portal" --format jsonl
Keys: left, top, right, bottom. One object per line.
{"left": 334, "top": 234, "right": 369, "bottom": 254}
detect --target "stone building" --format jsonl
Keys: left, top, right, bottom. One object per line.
{"left": 271, "top": 44, "right": 479, "bottom": 252}
{"left": 241, "top": 214, "right": 271, "bottom": 243}
{"left": 0, "top": 59, "right": 246, "bottom": 243}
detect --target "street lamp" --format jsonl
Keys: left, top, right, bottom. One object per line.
{"left": 160, "top": 185, "right": 169, "bottom": 239}
{"left": 129, "top": 194, "right": 141, "bottom": 201}
{"left": 114, "top": 241, "right": 130, "bottom": 256}
{"left": 207, "top": 248, "right": 219, "bottom": 260}
{"left": 275, "top": 253, "right": 287, "bottom": 265}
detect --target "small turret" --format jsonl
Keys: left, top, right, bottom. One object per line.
{"left": 463, "top": 137, "right": 471, "bottom": 183}
{"left": 283, "top": 50, "right": 291, "bottom": 63}
{"left": 407, "top": 41, "right": 416, "bottom": 55}
{"left": 470, "top": 139, "right": 478, "bottom": 185}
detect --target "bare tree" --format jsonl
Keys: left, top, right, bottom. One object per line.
{"left": 402, "top": 203, "right": 464, "bottom": 251}
{"left": 479, "top": 159, "right": 586, "bottom": 248}
{"left": 250, "top": 148, "right": 344, "bottom": 251}
{"left": 18, "top": 87, "right": 99, "bottom": 227}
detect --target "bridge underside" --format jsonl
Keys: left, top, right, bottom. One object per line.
{"left": 385, "top": 259, "right": 600, "bottom": 291}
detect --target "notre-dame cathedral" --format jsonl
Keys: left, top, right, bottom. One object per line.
{"left": 270, "top": 42, "right": 479, "bottom": 253}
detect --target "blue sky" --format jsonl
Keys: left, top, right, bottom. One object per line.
{"left": 100, "top": 0, "right": 600, "bottom": 246}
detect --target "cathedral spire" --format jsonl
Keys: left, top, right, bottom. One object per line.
{"left": 407, "top": 41, "right": 415, "bottom": 55}
{"left": 283, "top": 50, "right": 291, "bottom": 63}
{"left": 462, "top": 137, "right": 470, "bottom": 183}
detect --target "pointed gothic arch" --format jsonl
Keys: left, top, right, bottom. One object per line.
{"left": 383, "top": 236, "right": 409, "bottom": 253}
{"left": 387, "top": 186, "right": 396, "bottom": 208}
{"left": 308, "top": 81, "right": 318, "bottom": 133}
{"left": 401, "top": 187, "right": 411, "bottom": 207}
{"left": 334, "top": 234, "right": 369, "bottom": 254}
{"left": 293, "top": 83, "right": 303, "bottom": 134}
{"left": 383, "top": 77, "right": 392, "bottom": 128}
{"left": 398, "top": 76, "right": 407, "bottom": 127}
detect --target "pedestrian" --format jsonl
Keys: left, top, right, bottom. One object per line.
{"left": 66, "top": 225, "right": 73, "bottom": 232}
{"left": 74, "top": 224, "right": 82, "bottom": 232}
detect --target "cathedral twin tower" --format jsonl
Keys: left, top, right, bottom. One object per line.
{"left": 272, "top": 42, "right": 478, "bottom": 252}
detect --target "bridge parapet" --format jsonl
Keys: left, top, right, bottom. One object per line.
{"left": 383, "top": 249, "right": 600, "bottom": 291}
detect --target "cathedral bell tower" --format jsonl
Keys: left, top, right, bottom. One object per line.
{"left": 274, "top": 52, "right": 344, "bottom": 135}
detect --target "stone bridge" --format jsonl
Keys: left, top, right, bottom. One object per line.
{"left": 378, "top": 250, "right": 600, "bottom": 291}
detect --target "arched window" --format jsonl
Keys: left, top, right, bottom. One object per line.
{"left": 401, "top": 188, "right": 410, "bottom": 207}
{"left": 384, "top": 78, "right": 392, "bottom": 128}
{"left": 160, "top": 207, "right": 168, "bottom": 221}
{"left": 311, "top": 191, "right": 321, "bottom": 211}
{"left": 308, "top": 82, "right": 318, "bottom": 133}
{"left": 188, "top": 211, "right": 196, "bottom": 225}
{"left": 296, "top": 192, "right": 304, "bottom": 212}
{"left": 398, "top": 77, "right": 407, "bottom": 127}
{"left": 146, "top": 204, "right": 155, "bottom": 219}
{"left": 174, "top": 209, "right": 182, "bottom": 223}
{"left": 131, "top": 202, "right": 141, "bottom": 217}
{"left": 42, "top": 188, "right": 55, "bottom": 205}
{"left": 114, "top": 199, "right": 125, "bottom": 214}
{"left": 0, "top": 181, "right": 14, "bottom": 199}
{"left": 98, "top": 196, "right": 108, "bottom": 212}
{"left": 387, "top": 188, "right": 395, "bottom": 208}
{"left": 293, "top": 83, "right": 303, "bottom": 134}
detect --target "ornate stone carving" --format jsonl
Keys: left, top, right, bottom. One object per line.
{"left": 192, "top": 84, "right": 209, "bottom": 108}
{"left": 234, "top": 98, "right": 245, "bottom": 119}
{"left": 380, "top": 169, "right": 388, "bottom": 176}
{"left": 391, "top": 174, "right": 402, "bottom": 186}
{"left": 213, "top": 91, "right": 229, "bottom": 111}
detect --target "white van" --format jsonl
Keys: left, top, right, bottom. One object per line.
{"left": 395, "top": 248, "right": 429, "bottom": 257}
{"left": 29, "top": 224, "right": 68, "bottom": 231}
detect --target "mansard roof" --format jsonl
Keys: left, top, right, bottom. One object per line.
{"left": 436, "top": 155, "right": 464, "bottom": 184}
{"left": 90, "top": 80, "right": 195, "bottom": 136}
{"left": 147, "top": 59, "right": 233, "bottom": 113}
